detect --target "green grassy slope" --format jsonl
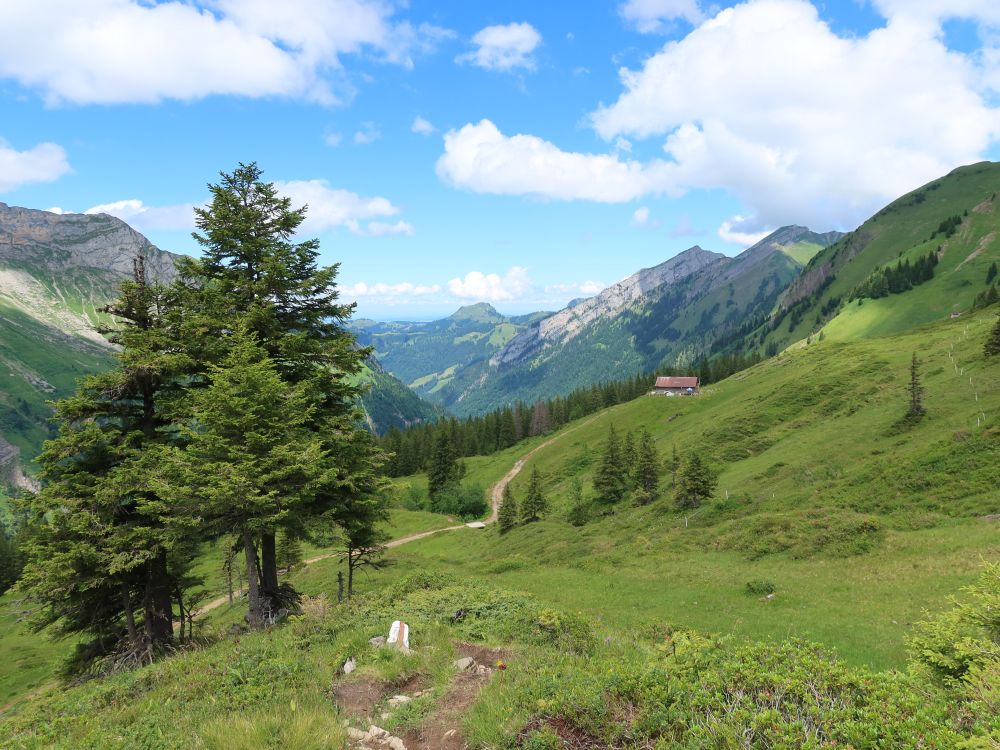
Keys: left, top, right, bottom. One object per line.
{"left": 349, "top": 303, "right": 545, "bottom": 399}
{"left": 770, "top": 161, "right": 1000, "bottom": 350}
{"left": 371, "top": 307, "right": 1000, "bottom": 668}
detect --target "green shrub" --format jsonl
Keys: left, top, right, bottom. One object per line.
{"left": 745, "top": 579, "right": 776, "bottom": 596}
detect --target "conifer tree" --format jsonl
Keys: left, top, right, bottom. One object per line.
{"left": 18, "top": 257, "right": 190, "bottom": 662}
{"left": 161, "top": 327, "right": 323, "bottom": 627}
{"left": 0, "top": 525, "right": 23, "bottom": 595}
{"left": 180, "top": 162, "right": 369, "bottom": 605}
{"left": 566, "top": 480, "right": 591, "bottom": 527}
{"left": 986, "top": 314, "right": 1000, "bottom": 357}
{"left": 521, "top": 467, "right": 546, "bottom": 522}
{"left": 635, "top": 429, "right": 660, "bottom": 505}
{"left": 594, "top": 425, "right": 628, "bottom": 504}
{"left": 428, "top": 432, "right": 461, "bottom": 498}
{"left": 498, "top": 484, "right": 518, "bottom": 534}
{"left": 908, "top": 352, "right": 926, "bottom": 419}
{"left": 675, "top": 453, "right": 717, "bottom": 510}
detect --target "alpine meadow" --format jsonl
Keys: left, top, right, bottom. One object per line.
{"left": 2, "top": 2, "right": 1000, "bottom": 749}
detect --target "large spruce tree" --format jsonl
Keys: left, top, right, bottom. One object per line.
{"left": 18, "top": 258, "right": 192, "bottom": 664}
{"left": 159, "top": 327, "right": 322, "bottom": 627}
{"left": 179, "top": 163, "right": 373, "bottom": 608}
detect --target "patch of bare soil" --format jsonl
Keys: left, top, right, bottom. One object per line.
{"left": 400, "top": 643, "right": 509, "bottom": 750}
{"left": 334, "top": 677, "right": 392, "bottom": 718}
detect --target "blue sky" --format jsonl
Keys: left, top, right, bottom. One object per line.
{"left": 2, "top": 0, "right": 1000, "bottom": 320}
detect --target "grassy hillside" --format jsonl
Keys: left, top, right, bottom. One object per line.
{"left": 769, "top": 161, "right": 1000, "bottom": 350}
{"left": 436, "top": 228, "right": 840, "bottom": 416}
{"left": 1, "top": 567, "right": 994, "bottom": 748}
{"left": 370, "top": 307, "right": 1000, "bottom": 668}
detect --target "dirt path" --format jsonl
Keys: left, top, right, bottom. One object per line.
{"left": 196, "top": 415, "right": 599, "bottom": 620}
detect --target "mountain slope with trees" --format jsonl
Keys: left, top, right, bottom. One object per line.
{"left": 431, "top": 226, "right": 840, "bottom": 415}
{"left": 761, "top": 161, "right": 1000, "bottom": 350}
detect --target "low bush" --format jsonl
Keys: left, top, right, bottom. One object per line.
{"left": 745, "top": 579, "right": 776, "bottom": 596}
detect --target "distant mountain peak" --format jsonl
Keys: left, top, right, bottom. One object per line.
{"left": 449, "top": 302, "right": 503, "bottom": 322}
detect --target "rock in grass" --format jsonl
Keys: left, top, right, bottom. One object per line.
{"left": 369, "top": 636, "right": 387, "bottom": 647}
{"left": 453, "top": 656, "right": 476, "bottom": 671}
{"left": 387, "top": 694, "right": 411, "bottom": 707}
{"left": 343, "top": 657, "right": 356, "bottom": 674}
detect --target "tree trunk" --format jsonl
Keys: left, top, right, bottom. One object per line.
{"left": 243, "top": 529, "right": 264, "bottom": 629}
{"left": 260, "top": 531, "right": 279, "bottom": 598}
{"left": 143, "top": 552, "right": 174, "bottom": 646}
{"left": 121, "top": 580, "right": 139, "bottom": 650}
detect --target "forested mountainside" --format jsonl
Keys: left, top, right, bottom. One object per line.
{"left": 348, "top": 302, "right": 552, "bottom": 399}
{"left": 757, "top": 161, "right": 1000, "bottom": 351}
{"left": 369, "top": 226, "right": 840, "bottom": 416}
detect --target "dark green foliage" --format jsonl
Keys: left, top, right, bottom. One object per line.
{"left": 276, "top": 531, "right": 304, "bottom": 573}
{"left": 850, "top": 250, "right": 939, "bottom": 301}
{"left": 430, "top": 483, "right": 487, "bottom": 520}
{"left": 17, "top": 258, "right": 190, "bottom": 662}
{"left": 521, "top": 467, "right": 546, "bottom": 522}
{"left": 931, "top": 214, "right": 962, "bottom": 239}
{"left": 986, "top": 314, "right": 1000, "bottom": 357}
{"left": 745, "top": 579, "right": 776, "bottom": 596}
{"left": 593, "top": 425, "right": 628, "bottom": 505}
{"left": 987, "top": 261, "right": 998, "bottom": 285}
{"left": 675, "top": 453, "right": 717, "bottom": 510}
{"left": 380, "top": 371, "right": 655, "bottom": 478}
{"left": 498, "top": 484, "right": 518, "bottom": 534}
{"left": 427, "top": 432, "right": 463, "bottom": 498}
{"left": 972, "top": 283, "right": 999, "bottom": 310}
{"left": 0, "top": 523, "right": 24, "bottom": 594}
{"left": 566, "top": 480, "right": 591, "bottom": 527}
{"left": 634, "top": 429, "right": 660, "bottom": 505}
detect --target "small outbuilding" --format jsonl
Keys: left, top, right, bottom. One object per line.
{"left": 652, "top": 375, "right": 700, "bottom": 396}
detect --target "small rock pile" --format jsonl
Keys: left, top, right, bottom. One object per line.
{"left": 452, "top": 656, "right": 492, "bottom": 676}
{"left": 346, "top": 724, "right": 408, "bottom": 750}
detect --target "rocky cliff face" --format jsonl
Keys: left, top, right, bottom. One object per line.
{"left": 492, "top": 246, "right": 726, "bottom": 367}
{"left": 0, "top": 203, "right": 180, "bottom": 282}
{"left": 0, "top": 204, "right": 181, "bottom": 346}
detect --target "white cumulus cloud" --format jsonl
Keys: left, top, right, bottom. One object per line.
{"left": 276, "top": 179, "right": 411, "bottom": 236}
{"left": 457, "top": 22, "right": 541, "bottom": 72}
{"left": 590, "top": 0, "right": 1000, "bottom": 230}
{"left": 345, "top": 281, "right": 441, "bottom": 297}
{"left": 0, "top": 0, "right": 451, "bottom": 105}
{"left": 436, "top": 119, "right": 674, "bottom": 202}
{"left": 447, "top": 266, "right": 532, "bottom": 301}
{"left": 411, "top": 116, "right": 436, "bottom": 135}
{"left": 84, "top": 198, "right": 197, "bottom": 231}
{"left": 0, "top": 137, "right": 71, "bottom": 192}
{"left": 619, "top": 0, "right": 704, "bottom": 32}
